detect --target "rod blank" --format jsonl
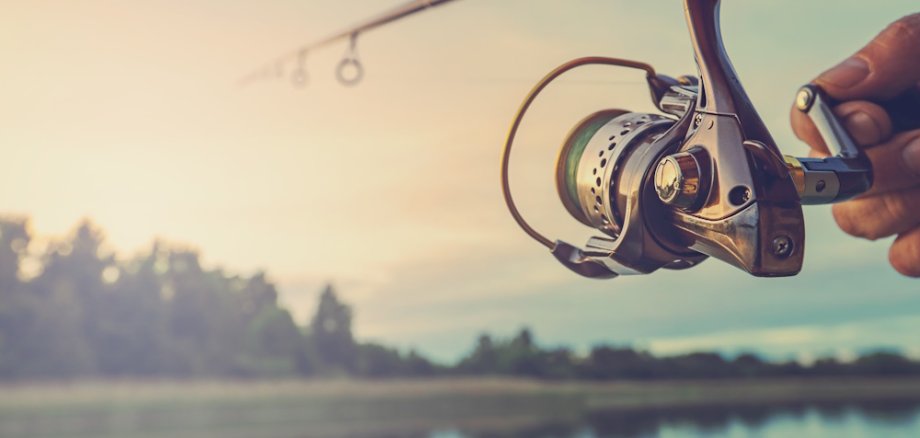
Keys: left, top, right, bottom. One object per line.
{"left": 240, "top": 0, "right": 461, "bottom": 87}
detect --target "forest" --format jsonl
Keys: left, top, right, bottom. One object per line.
{"left": 1, "top": 217, "right": 918, "bottom": 381}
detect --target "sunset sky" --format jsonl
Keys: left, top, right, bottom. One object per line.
{"left": 1, "top": 0, "right": 918, "bottom": 362}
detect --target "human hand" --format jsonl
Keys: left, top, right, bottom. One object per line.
{"left": 791, "top": 14, "right": 920, "bottom": 277}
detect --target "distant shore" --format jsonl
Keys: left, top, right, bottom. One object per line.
{"left": 5, "top": 377, "right": 920, "bottom": 406}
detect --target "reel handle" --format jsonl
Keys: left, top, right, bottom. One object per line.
{"left": 785, "top": 85, "right": 873, "bottom": 204}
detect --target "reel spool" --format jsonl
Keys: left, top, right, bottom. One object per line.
{"left": 555, "top": 110, "right": 706, "bottom": 274}
{"left": 556, "top": 110, "right": 667, "bottom": 235}
{"left": 501, "top": 0, "right": 875, "bottom": 279}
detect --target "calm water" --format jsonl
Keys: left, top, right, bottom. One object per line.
{"left": 3, "top": 386, "right": 920, "bottom": 437}
{"left": 428, "top": 400, "right": 920, "bottom": 438}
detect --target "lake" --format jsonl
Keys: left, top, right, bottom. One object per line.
{"left": 1, "top": 379, "right": 920, "bottom": 437}
{"left": 428, "top": 400, "right": 920, "bottom": 438}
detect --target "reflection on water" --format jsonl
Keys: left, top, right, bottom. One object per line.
{"left": 429, "top": 400, "right": 920, "bottom": 438}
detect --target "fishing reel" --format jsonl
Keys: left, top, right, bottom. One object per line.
{"left": 501, "top": 0, "right": 873, "bottom": 278}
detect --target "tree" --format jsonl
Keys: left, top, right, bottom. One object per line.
{"left": 456, "top": 333, "right": 498, "bottom": 374}
{"left": 0, "top": 217, "right": 29, "bottom": 290}
{"left": 503, "top": 327, "right": 540, "bottom": 376}
{"left": 582, "top": 346, "right": 653, "bottom": 380}
{"left": 852, "top": 351, "right": 920, "bottom": 376}
{"left": 99, "top": 247, "right": 170, "bottom": 376}
{"left": 22, "top": 220, "right": 107, "bottom": 377}
{"left": 242, "top": 307, "right": 308, "bottom": 377}
{"left": 355, "top": 343, "right": 404, "bottom": 378}
{"left": 308, "top": 284, "right": 356, "bottom": 373}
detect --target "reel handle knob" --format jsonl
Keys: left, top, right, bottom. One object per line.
{"left": 785, "top": 85, "right": 873, "bottom": 204}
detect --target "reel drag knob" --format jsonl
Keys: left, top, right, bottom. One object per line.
{"left": 654, "top": 149, "right": 708, "bottom": 211}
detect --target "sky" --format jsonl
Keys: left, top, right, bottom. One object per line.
{"left": 1, "top": 0, "right": 918, "bottom": 363}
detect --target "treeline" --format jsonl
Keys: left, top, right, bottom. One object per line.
{"left": 455, "top": 329, "right": 920, "bottom": 380}
{"left": 0, "top": 218, "right": 439, "bottom": 379}
{"left": 0, "top": 217, "right": 919, "bottom": 381}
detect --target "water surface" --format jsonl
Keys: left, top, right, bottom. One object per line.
{"left": 429, "top": 400, "right": 920, "bottom": 438}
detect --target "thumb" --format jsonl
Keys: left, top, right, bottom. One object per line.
{"left": 817, "top": 13, "right": 920, "bottom": 101}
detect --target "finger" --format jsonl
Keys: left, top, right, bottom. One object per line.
{"left": 862, "top": 129, "right": 920, "bottom": 195}
{"left": 808, "top": 149, "right": 829, "bottom": 159}
{"left": 832, "top": 187, "right": 920, "bottom": 241}
{"left": 816, "top": 14, "right": 920, "bottom": 101}
{"left": 890, "top": 226, "right": 920, "bottom": 277}
{"left": 791, "top": 100, "right": 894, "bottom": 155}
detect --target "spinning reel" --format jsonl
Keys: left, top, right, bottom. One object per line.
{"left": 501, "top": 0, "right": 873, "bottom": 278}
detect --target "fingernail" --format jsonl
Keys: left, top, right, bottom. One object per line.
{"left": 844, "top": 111, "right": 881, "bottom": 143}
{"left": 821, "top": 57, "right": 870, "bottom": 89}
{"left": 903, "top": 137, "right": 920, "bottom": 175}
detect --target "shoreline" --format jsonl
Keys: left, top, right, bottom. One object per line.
{"left": 2, "top": 376, "right": 920, "bottom": 404}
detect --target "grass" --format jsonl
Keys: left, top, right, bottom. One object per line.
{"left": 0, "top": 377, "right": 918, "bottom": 437}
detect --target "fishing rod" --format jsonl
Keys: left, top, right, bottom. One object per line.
{"left": 239, "top": 0, "right": 461, "bottom": 88}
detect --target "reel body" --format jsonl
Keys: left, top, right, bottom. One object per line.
{"left": 501, "top": 0, "right": 874, "bottom": 279}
